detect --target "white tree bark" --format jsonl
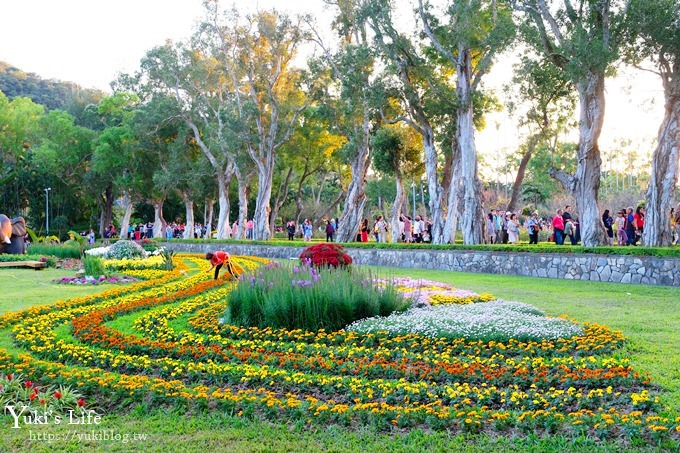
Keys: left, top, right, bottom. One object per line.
{"left": 252, "top": 151, "right": 274, "bottom": 240}
{"left": 205, "top": 198, "right": 215, "bottom": 239}
{"left": 117, "top": 191, "right": 133, "bottom": 243}
{"left": 390, "top": 172, "right": 406, "bottom": 243}
{"left": 215, "top": 172, "right": 231, "bottom": 239}
{"left": 643, "top": 72, "right": 680, "bottom": 246}
{"left": 457, "top": 45, "right": 484, "bottom": 245}
{"left": 152, "top": 198, "right": 165, "bottom": 239}
{"left": 422, "top": 130, "right": 446, "bottom": 244}
{"left": 236, "top": 171, "right": 250, "bottom": 240}
{"left": 182, "top": 194, "right": 195, "bottom": 240}
{"left": 574, "top": 73, "right": 606, "bottom": 247}
{"left": 336, "top": 122, "right": 371, "bottom": 243}
{"left": 443, "top": 139, "right": 462, "bottom": 244}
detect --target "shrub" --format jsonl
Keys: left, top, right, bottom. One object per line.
{"left": 106, "top": 240, "right": 148, "bottom": 260}
{"left": 298, "top": 243, "right": 352, "bottom": 268}
{"left": 83, "top": 256, "right": 107, "bottom": 277}
{"left": 140, "top": 238, "right": 161, "bottom": 253}
{"left": 226, "top": 262, "right": 408, "bottom": 331}
{"left": 26, "top": 243, "right": 80, "bottom": 259}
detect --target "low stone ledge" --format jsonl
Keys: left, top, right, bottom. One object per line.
{"left": 166, "top": 242, "right": 680, "bottom": 287}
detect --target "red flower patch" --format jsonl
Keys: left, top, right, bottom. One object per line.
{"left": 299, "top": 243, "right": 352, "bottom": 268}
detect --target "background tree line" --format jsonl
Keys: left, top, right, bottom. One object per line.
{"left": 0, "top": 0, "right": 678, "bottom": 246}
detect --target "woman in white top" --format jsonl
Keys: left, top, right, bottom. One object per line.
{"left": 507, "top": 213, "right": 520, "bottom": 244}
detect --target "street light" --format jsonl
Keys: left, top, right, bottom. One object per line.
{"left": 44, "top": 188, "right": 51, "bottom": 236}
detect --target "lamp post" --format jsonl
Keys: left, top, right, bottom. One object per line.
{"left": 44, "top": 187, "right": 51, "bottom": 236}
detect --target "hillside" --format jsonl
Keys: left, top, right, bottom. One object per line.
{"left": 0, "top": 61, "right": 103, "bottom": 116}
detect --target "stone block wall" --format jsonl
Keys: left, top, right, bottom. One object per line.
{"left": 167, "top": 242, "right": 680, "bottom": 287}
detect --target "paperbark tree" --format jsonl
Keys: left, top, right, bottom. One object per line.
{"left": 511, "top": 0, "right": 624, "bottom": 246}
{"left": 361, "top": 0, "right": 450, "bottom": 243}
{"left": 505, "top": 56, "right": 575, "bottom": 213}
{"left": 371, "top": 125, "right": 424, "bottom": 242}
{"left": 419, "top": 0, "right": 515, "bottom": 244}
{"left": 625, "top": 0, "right": 680, "bottom": 246}
{"left": 203, "top": 6, "right": 308, "bottom": 240}
{"left": 310, "top": 2, "right": 378, "bottom": 243}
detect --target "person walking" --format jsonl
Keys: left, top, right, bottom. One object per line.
{"left": 205, "top": 251, "right": 235, "bottom": 280}
{"left": 527, "top": 212, "right": 540, "bottom": 245}
{"left": 325, "top": 219, "right": 335, "bottom": 242}
{"left": 552, "top": 209, "right": 565, "bottom": 245}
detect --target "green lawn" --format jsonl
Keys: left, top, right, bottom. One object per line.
{"left": 1, "top": 265, "right": 679, "bottom": 452}
{"left": 0, "top": 268, "right": 114, "bottom": 314}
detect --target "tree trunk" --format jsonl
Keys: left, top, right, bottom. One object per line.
{"left": 457, "top": 45, "right": 484, "bottom": 245}
{"left": 390, "top": 172, "right": 406, "bottom": 243}
{"left": 152, "top": 198, "right": 165, "bottom": 239}
{"left": 182, "top": 194, "right": 195, "bottom": 240}
{"left": 336, "top": 124, "right": 371, "bottom": 243}
{"left": 422, "top": 130, "right": 446, "bottom": 244}
{"left": 215, "top": 172, "right": 231, "bottom": 239}
{"left": 507, "top": 134, "right": 539, "bottom": 213}
{"left": 236, "top": 173, "right": 250, "bottom": 240}
{"left": 443, "top": 137, "right": 462, "bottom": 244}
{"left": 574, "top": 73, "right": 606, "bottom": 247}
{"left": 205, "top": 198, "right": 215, "bottom": 239}
{"left": 269, "top": 168, "right": 292, "bottom": 239}
{"left": 643, "top": 73, "right": 680, "bottom": 246}
{"left": 118, "top": 192, "right": 133, "bottom": 243}
{"left": 252, "top": 152, "right": 275, "bottom": 240}
{"left": 100, "top": 184, "right": 114, "bottom": 237}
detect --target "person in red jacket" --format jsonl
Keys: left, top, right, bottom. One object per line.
{"left": 205, "top": 250, "right": 235, "bottom": 280}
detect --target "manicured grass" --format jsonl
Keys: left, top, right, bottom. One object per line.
{"left": 0, "top": 408, "right": 641, "bottom": 453}
{"left": 0, "top": 268, "right": 113, "bottom": 314}
{"left": 1, "top": 262, "right": 679, "bottom": 452}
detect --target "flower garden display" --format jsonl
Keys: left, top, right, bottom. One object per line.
{"left": 0, "top": 254, "right": 677, "bottom": 445}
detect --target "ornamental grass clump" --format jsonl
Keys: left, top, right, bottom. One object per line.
{"left": 226, "top": 262, "right": 408, "bottom": 332}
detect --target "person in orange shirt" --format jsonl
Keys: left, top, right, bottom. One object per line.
{"left": 205, "top": 250, "right": 235, "bottom": 280}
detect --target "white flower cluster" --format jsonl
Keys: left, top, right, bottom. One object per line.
{"left": 85, "top": 246, "right": 110, "bottom": 257}
{"left": 347, "top": 299, "right": 583, "bottom": 342}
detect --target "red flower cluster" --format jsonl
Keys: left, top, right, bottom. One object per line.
{"left": 299, "top": 243, "right": 352, "bottom": 268}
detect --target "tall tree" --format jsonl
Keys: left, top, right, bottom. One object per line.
{"left": 511, "top": 0, "right": 623, "bottom": 246}
{"left": 505, "top": 55, "right": 576, "bottom": 213}
{"left": 362, "top": 0, "right": 455, "bottom": 244}
{"left": 371, "top": 125, "right": 424, "bottom": 242}
{"left": 624, "top": 0, "right": 680, "bottom": 246}
{"left": 310, "top": 1, "right": 379, "bottom": 243}
{"left": 419, "top": 0, "right": 515, "bottom": 244}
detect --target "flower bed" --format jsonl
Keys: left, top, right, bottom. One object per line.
{"left": 0, "top": 254, "right": 677, "bottom": 445}
{"left": 53, "top": 275, "right": 137, "bottom": 285}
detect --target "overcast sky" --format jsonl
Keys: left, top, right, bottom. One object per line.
{"left": 0, "top": 0, "right": 665, "bottom": 171}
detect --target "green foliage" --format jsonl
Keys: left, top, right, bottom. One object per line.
{"left": 227, "top": 262, "right": 409, "bottom": 332}
{"left": 83, "top": 255, "right": 107, "bottom": 277}
{"left": 0, "top": 254, "right": 54, "bottom": 267}
{"left": 106, "top": 240, "right": 147, "bottom": 260}
{"left": 66, "top": 230, "right": 87, "bottom": 259}
{"left": 160, "top": 248, "right": 175, "bottom": 270}
{"left": 25, "top": 243, "right": 79, "bottom": 259}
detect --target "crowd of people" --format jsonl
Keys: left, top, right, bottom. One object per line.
{"left": 83, "top": 200, "right": 680, "bottom": 247}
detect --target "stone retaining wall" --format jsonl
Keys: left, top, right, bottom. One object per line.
{"left": 167, "top": 242, "right": 680, "bottom": 287}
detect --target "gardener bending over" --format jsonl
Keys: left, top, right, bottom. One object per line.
{"left": 205, "top": 251, "right": 235, "bottom": 280}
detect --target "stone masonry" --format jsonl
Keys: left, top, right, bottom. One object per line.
{"left": 167, "top": 243, "right": 680, "bottom": 287}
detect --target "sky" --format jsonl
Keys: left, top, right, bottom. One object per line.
{"left": 0, "top": 0, "right": 666, "bottom": 174}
